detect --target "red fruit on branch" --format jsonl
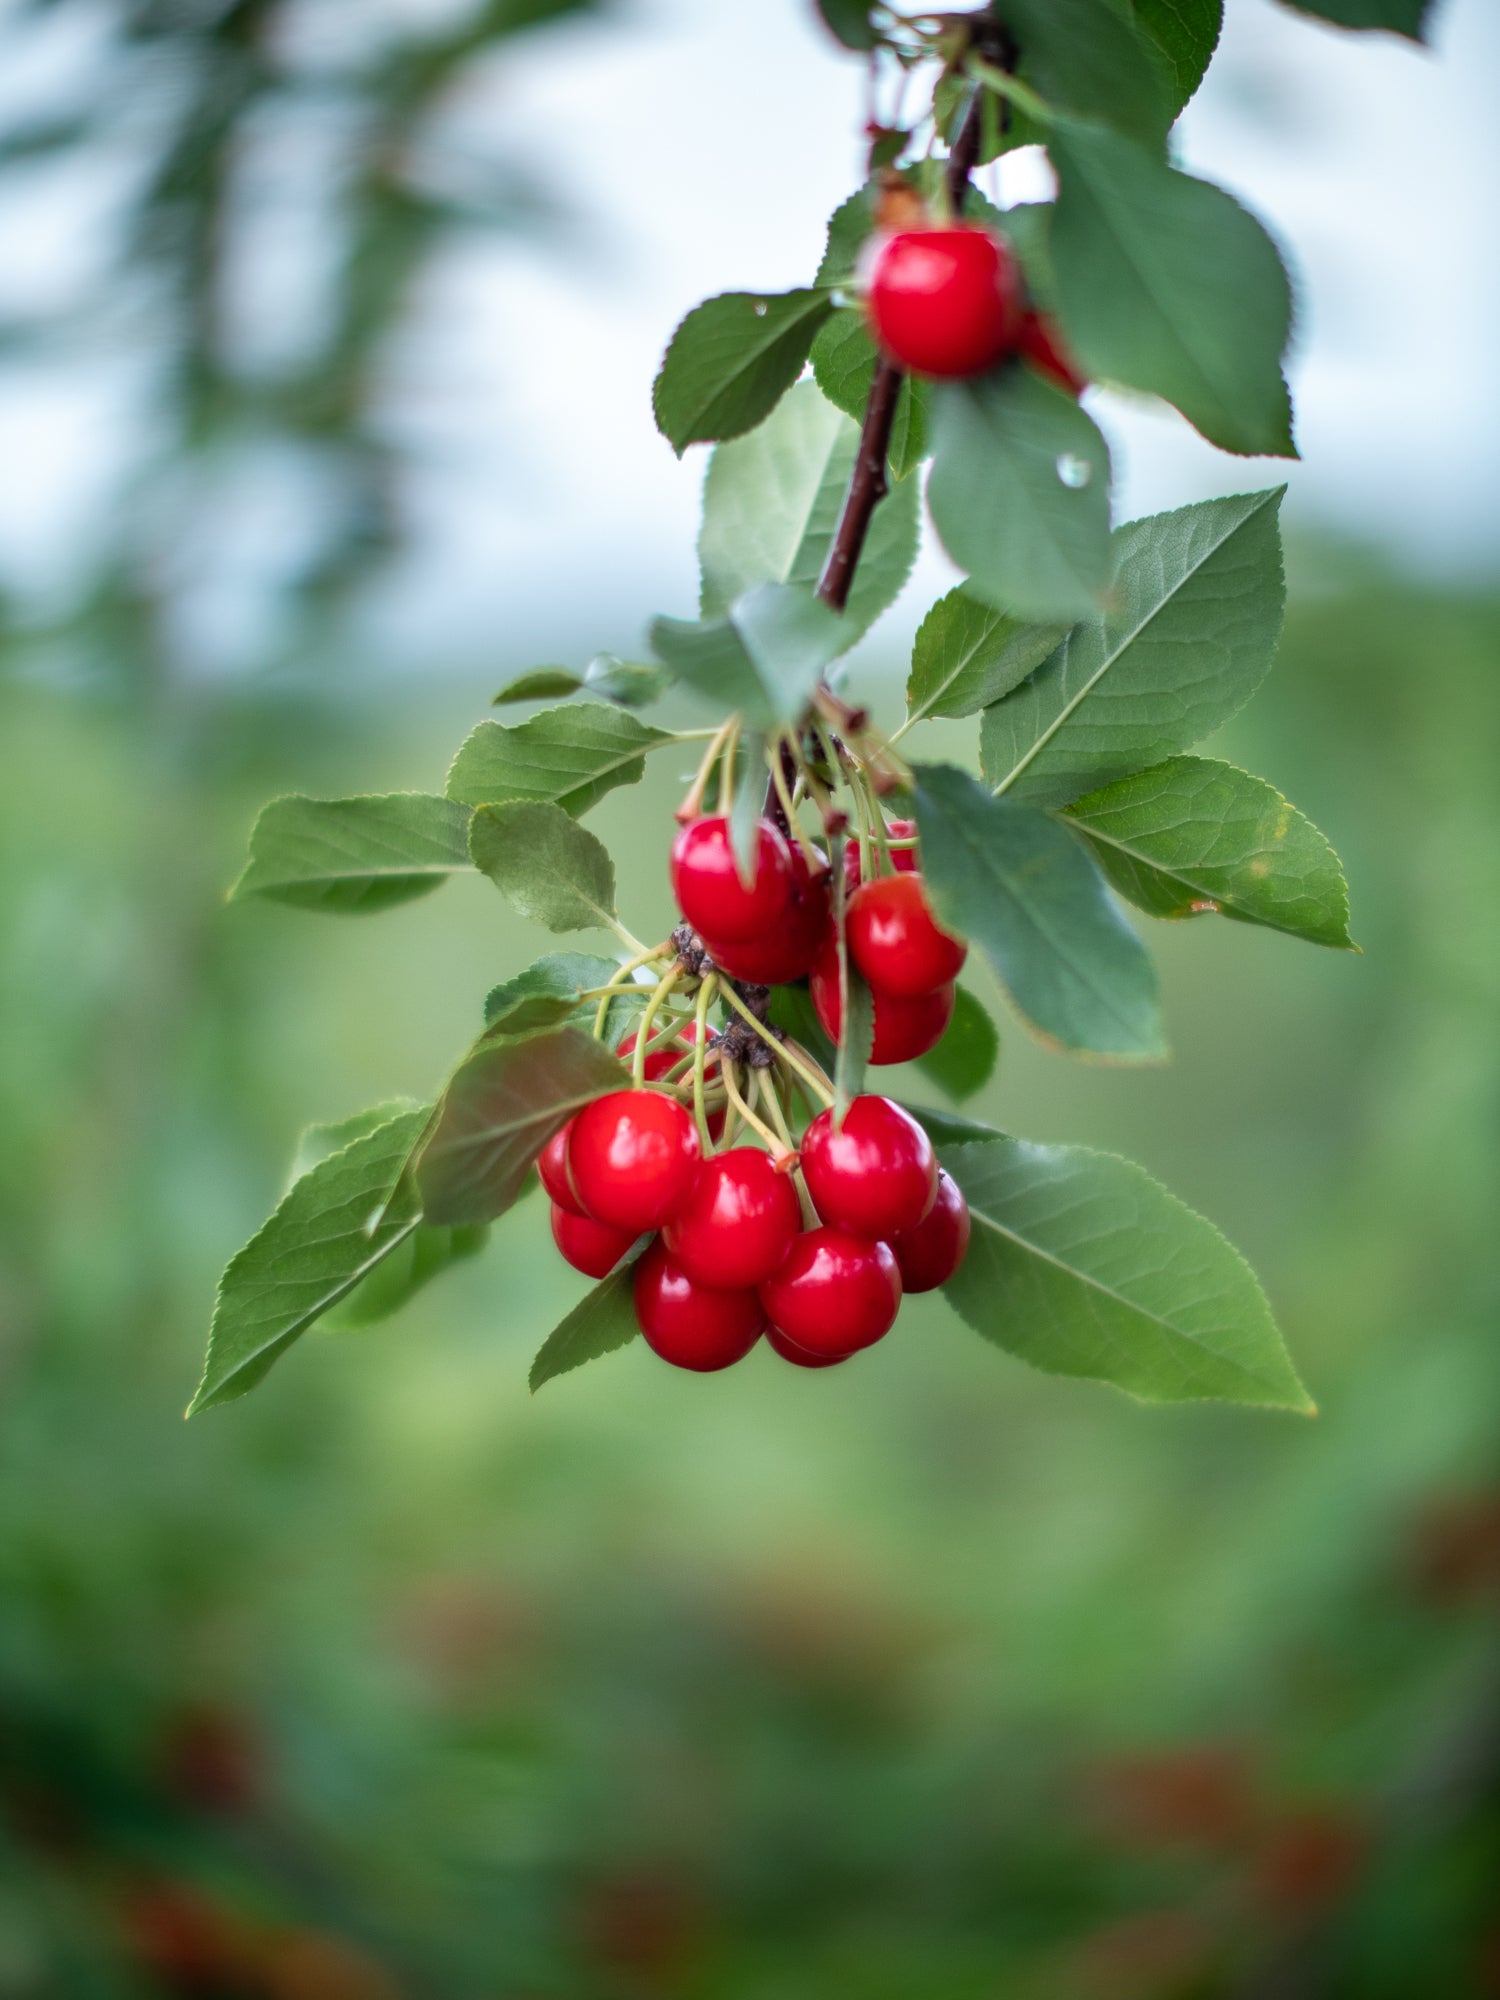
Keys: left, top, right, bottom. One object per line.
{"left": 759, "top": 1227, "right": 901, "bottom": 1359}
{"left": 701, "top": 844, "right": 832, "bottom": 985}
{"left": 801, "top": 1096, "right": 937, "bottom": 1239}
{"left": 811, "top": 936, "right": 954, "bottom": 1064}
{"left": 889, "top": 1168, "right": 971, "bottom": 1292}
{"left": 846, "top": 872, "right": 967, "bottom": 997}
{"left": 671, "top": 815, "right": 794, "bottom": 943}
{"left": 842, "top": 817, "right": 919, "bottom": 891}
{"left": 633, "top": 1239, "right": 765, "bottom": 1371}
{"left": 1018, "top": 310, "right": 1088, "bottom": 396}
{"left": 538, "top": 1123, "right": 586, "bottom": 1216}
{"left": 766, "top": 1324, "right": 851, "bottom": 1369}
{"left": 567, "top": 1089, "right": 701, "bottom": 1232}
{"left": 663, "top": 1146, "right": 802, "bottom": 1291}
{"left": 867, "top": 225, "right": 1023, "bottom": 378}
{"left": 617, "top": 1017, "right": 709, "bottom": 1082}
{"left": 550, "top": 1203, "right": 637, "bottom": 1280}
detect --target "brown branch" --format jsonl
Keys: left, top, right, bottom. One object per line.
{"left": 815, "top": 356, "right": 904, "bottom": 615}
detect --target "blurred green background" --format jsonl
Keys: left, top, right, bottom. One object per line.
{"left": 1, "top": 3, "right": 1497, "bottom": 1996}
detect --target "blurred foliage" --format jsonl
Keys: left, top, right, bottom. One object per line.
{"left": 2, "top": 2, "right": 1499, "bottom": 1995}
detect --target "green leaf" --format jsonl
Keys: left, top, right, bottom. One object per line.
{"left": 927, "top": 369, "right": 1113, "bottom": 623}
{"left": 809, "top": 309, "right": 930, "bottom": 480}
{"left": 1049, "top": 120, "right": 1295, "bottom": 458}
{"left": 766, "top": 980, "right": 837, "bottom": 1074}
{"left": 928, "top": 1125, "right": 1313, "bottom": 1410}
{"left": 1129, "top": 0, "right": 1223, "bottom": 110}
{"left": 910, "top": 763, "right": 1165, "bottom": 1062}
{"left": 581, "top": 654, "right": 670, "bottom": 706}
{"left": 698, "top": 380, "right": 918, "bottom": 646}
{"left": 995, "top": 0, "right": 1175, "bottom": 147}
{"left": 291, "top": 1100, "right": 425, "bottom": 1180}
{"left": 814, "top": 0, "right": 878, "bottom": 49}
{"left": 912, "top": 984, "right": 1000, "bottom": 1102}
{"left": 190, "top": 1110, "right": 431, "bottom": 1413}
{"left": 1065, "top": 756, "right": 1354, "bottom": 948}
{"left": 491, "top": 667, "right": 582, "bottom": 704}
{"left": 981, "top": 488, "right": 1286, "bottom": 808}
{"left": 905, "top": 586, "right": 1068, "bottom": 727}
{"left": 230, "top": 794, "right": 472, "bottom": 914}
{"left": 469, "top": 800, "right": 617, "bottom": 934}
{"left": 730, "top": 730, "right": 769, "bottom": 879}
{"left": 446, "top": 702, "right": 672, "bottom": 817}
{"left": 816, "top": 189, "right": 876, "bottom": 289}
{"left": 652, "top": 288, "right": 836, "bottom": 454}
{"left": 650, "top": 583, "right": 845, "bottom": 729}
{"left": 529, "top": 1262, "right": 643, "bottom": 1391}
{"left": 483, "top": 952, "right": 623, "bottom": 1033}
{"left": 1276, "top": 0, "right": 1430, "bottom": 36}
{"left": 417, "top": 1024, "right": 625, "bottom": 1226}
{"left": 325, "top": 1218, "right": 490, "bottom": 1331}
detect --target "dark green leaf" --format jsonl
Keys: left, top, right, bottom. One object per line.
{"left": 190, "top": 1110, "right": 431, "bottom": 1413}
{"left": 995, "top": 0, "right": 1174, "bottom": 147}
{"left": 491, "top": 667, "right": 581, "bottom": 704}
{"left": 928, "top": 369, "right": 1112, "bottom": 623}
{"left": 483, "top": 952, "right": 623, "bottom": 1033}
{"left": 652, "top": 289, "right": 836, "bottom": 454}
{"left": 650, "top": 583, "right": 845, "bottom": 729}
{"left": 469, "top": 800, "right": 617, "bottom": 934}
{"left": 1129, "top": 0, "right": 1223, "bottom": 110}
{"left": 530, "top": 1262, "right": 643, "bottom": 1391}
{"left": 905, "top": 586, "right": 1068, "bottom": 726}
{"left": 1049, "top": 120, "right": 1295, "bottom": 457}
{"left": 1065, "top": 755, "right": 1354, "bottom": 948}
{"left": 766, "top": 981, "right": 837, "bottom": 1075}
{"left": 814, "top": 0, "right": 878, "bottom": 50}
{"left": 1276, "top": 0, "right": 1430, "bottom": 36}
{"left": 910, "top": 763, "right": 1165, "bottom": 1062}
{"left": 809, "top": 310, "right": 931, "bottom": 479}
{"left": 231, "top": 794, "right": 472, "bottom": 914}
{"left": 996, "top": 201, "right": 1057, "bottom": 310}
{"left": 912, "top": 984, "right": 1000, "bottom": 1102}
{"left": 417, "top": 1025, "right": 624, "bottom": 1226}
{"left": 446, "top": 702, "right": 672, "bottom": 816}
{"left": 698, "top": 381, "right": 918, "bottom": 643}
{"left": 816, "top": 188, "right": 876, "bottom": 288}
{"left": 980, "top": 488, "right": 1286, "bottom": 807}
{"left": 929, "top": 1126, "right": 1314, "bottom": 1409}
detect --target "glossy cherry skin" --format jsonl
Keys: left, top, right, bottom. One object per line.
{"left": 633, "top": 1239, "right": 765, "bottom": 1372}
{"left": 1018, "top": 310, "right": 1087, "bottom": 397}
{"left": 801, "top": 1096, "right": 937, "bottom": 1240}
{"left": 538, "top": 1122, "right": 586, "bottom": 1216}
{"left": 847, "top": 872, "right": 967, "bottom": 998}
{"left": 766, "top": 1324, "right": 851, "bottom": 1369}
{"left": 567, "top": 1089, "right": 701, "bottom": 1233}
{"left": 663, "top": 1146, "right": 802, "bottom": 1292}
{"left": 671, "top": 815, "right": 794, "bottom": 944}
{"left": 842, "top": 817, "right": 919, "bottom": 891}
{"left": 811, "top": 936, "right": 954, "bottom": 1065}
{"left": 867, "top": 226, "right": 1023, "bottom": 379}
{"left": 889, "top": 1168, "right": 971, "bottom": 1293}
{"left": 759, "top": 1227, "right": 902, "bottom": 1359}
{"left": 702, "top": 845, "right": 832, "bottom": 986}
{"left": 549, "top": 1202, "right": 636, "bottom": 1280}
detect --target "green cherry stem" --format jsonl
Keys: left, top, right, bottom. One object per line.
{"left": 630, "top": 966, "right": 684, "bottom": 1087}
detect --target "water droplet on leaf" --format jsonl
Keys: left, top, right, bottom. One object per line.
{"left": 751, "top": 300, "right": 767, "bottom": 317}
{"left": 1055, "top": 453, "right": 1092, "bottom": 489}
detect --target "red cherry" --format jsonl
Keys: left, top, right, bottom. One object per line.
{"left": 867, "top": 226, "right": 1023, "bottom": 379}
{"left": 633, "top": 1238, "right": 764, "bottom": 1371}
{"left": 766, "top": 1325, "right": 851, "bottom": 1369}
{"left": 1018, "top": 310, "right": 1088, "bottom": 397}
{"left": 847, "top": 872, "right": 967, "bottom": 998}
{"left": 810, "top": 936, "right": 954, "bottom": 1065}
{"left": 663, "top": 1146, "right": 802, "bottom": 1291}
{"left": 842, "top": 818, "right": 919, "bottom": 892}
{"left": 550, "top": 1202, "right": 636, "bottom": 1280}
{"left": 889, "top": 1168, "right": 971, "bottom": 1293}
{"left": 702, "top": 845, "right": 832, "bottom": 985}
{"left": 801, "top": 1096, "right": 937, "bottom": 1239}
{"left": 538, "top": 1122, "right": 586, "bottom": 1216}
{"left": 567, "top": 1089, "right": 701, "bottom": 1233}
{"left": 759, "top": 1227, "right": 901, "bottom": 1358}
{"left": 671, "top": 815, "right": 794, "bottom": 944}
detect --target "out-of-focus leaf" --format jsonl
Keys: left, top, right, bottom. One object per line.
{"left": 1277, "top": 0, "right": 1431, "bottom": 35}
{"left": 446, "top": 702, "right": 672, "bottom": 816}
{"left": 1129, "top": 0, "right": 1223, "bottom": 109}
{"left": 651, "top": 583, "right": 844, "bottom": 729}
{"left": 994, "top": 0, "right": 1175, "bottom": 146}
{"left": 814, "top": 0, "right": 878, "bottom": 49}
{"left": 913, "top": 984, "right": 1000, "bottom": 1102}
{"left": 469, "top": 800, "right": 616, "bottom": 933}
{"left": 652, "top": 288, "right": 835, "bottom": 453}
{"left": 530, "top": 1262, "right": 643, "bottom": 1391}
{"left": 230, "top": 794, "right": 472, "bottom": 913}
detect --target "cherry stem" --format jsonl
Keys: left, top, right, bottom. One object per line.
{"left": 722, "top": 1063, "right": 793, "bottom": 1161}
{"left": 676, "top": 719, "right": 737, "bottom": 824}
{"left": 591, "top": 944, "right": 668, "bottom": 1038}
{"left": 692, "top": 974, "right": 717, "bottom": 1152}
{"left": 716, "top": 983, "right": 836, "bottom": 1108}
{"left": 631, "top": 967, "right": 683, "bottom": 1088}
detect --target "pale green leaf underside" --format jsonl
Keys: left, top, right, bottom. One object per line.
{"left": 1066, "top": 755, "right": 1354, "bottom": 948}
{"left": 446, "top": 702, "right": 671, "bottom": 817}
{"left": 698, "top": 380, "right": 918, "bottom": 645}
{"left": 469, "top": 800, "right": 617, "bottom": 934}
{"left": 931, "top": 1128, "right": 1313, "bottom": 1410}
{"left": 230, "top": 794, "right": 472, "bottom": 914}
{"left": 530, "top": 1262, "right": 642, "bottom": 1391}
{"left": 982, "top": 488, "right": 1286, "bottom": 808}
{"left": 652, "top": 288, "right": 835, "bottom": 454}
{"left": 191, "top": 1110, "right": 430, "bottom": 1413}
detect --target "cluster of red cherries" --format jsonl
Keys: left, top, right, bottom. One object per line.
{"left": 536, "top": 814, "right": 974, "bottom": 1372}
